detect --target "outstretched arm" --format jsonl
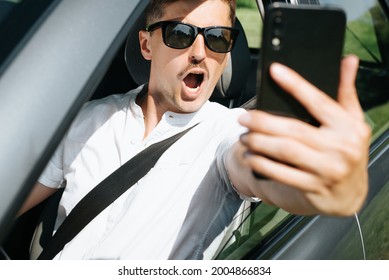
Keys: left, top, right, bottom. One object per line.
{"left": 227, "top": 55, "right": 371, "bottom": 216}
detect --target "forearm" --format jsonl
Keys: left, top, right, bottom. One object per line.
{"left": 226, "top": 142, "right": 318, "bottom": 215}
{"left": 17, "top": 182, "right": 58, "bottom": 217}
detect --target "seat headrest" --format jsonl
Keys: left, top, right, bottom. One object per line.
{"left": 124, "top": 10, "right": 149, "bottom": 86}
{"left": 124, "top": 12, "right": 251, "bottom": 101}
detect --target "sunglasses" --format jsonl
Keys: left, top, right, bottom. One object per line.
{"left": 146, "top": 21, "right": 239, "bottom": 53}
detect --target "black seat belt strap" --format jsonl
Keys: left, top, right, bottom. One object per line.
{"left": 38, "top": 124, "right": 197, "bottom": 260}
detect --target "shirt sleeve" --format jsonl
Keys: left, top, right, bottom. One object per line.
{"left": 215, "top": 111, "right": 261, "bottom": 203}
{"left": 38, "top": 140, "right": 65, "bottom": 189}
{"left": 217, "top": 148, "right": 260, "bottom": 203}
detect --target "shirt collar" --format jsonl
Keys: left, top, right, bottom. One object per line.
{"left": 128, "top": 84, "right": 213, "bottom": 127}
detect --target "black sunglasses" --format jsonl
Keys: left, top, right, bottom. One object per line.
{"left": 146, "top": 21, "right": 239, "bottom": 53}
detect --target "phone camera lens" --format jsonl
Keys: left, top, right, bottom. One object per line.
{"left": 272, "top": 16, "right": 283, "bottom": 36}
{"left": 272, "top": 37, "right": 281, "bottom": 50}
{"left": 274, "top": 16, "right": 282, "bottom": 24}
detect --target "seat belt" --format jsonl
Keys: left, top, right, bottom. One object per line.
{"left": 37, "top": 124, "right": 197, "bottom": 260}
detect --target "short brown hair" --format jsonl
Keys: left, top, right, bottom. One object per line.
{"left": 145, "top": 0, "right": 236, "bottom": 27}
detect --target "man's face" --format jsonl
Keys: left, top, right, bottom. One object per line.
{"left": 140, "top": 0, "right": 232, "bottom": 114}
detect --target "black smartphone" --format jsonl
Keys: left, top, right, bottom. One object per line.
{"left": 256, "top": 3, "right": 346, "bottom": 125}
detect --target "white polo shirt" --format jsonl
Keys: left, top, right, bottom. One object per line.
{"left": 38, "top": 84, "right": 250, "bottom": 259}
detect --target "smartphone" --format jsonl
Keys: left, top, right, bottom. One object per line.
{"left": 256, "top": 3, "right": 346, "bottom": 125}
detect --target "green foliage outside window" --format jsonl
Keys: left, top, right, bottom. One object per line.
{"left": 236, "top": 0, "right": 258, "bottom": 9}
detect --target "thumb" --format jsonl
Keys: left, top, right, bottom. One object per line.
{"left": 337, "top": 55, "right": 364, "bottom": 120}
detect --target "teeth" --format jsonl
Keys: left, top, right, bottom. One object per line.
{"left": 186, "top": 85, "right": 200, "bottom": 93}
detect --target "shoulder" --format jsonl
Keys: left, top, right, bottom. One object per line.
{"left": 201, "top": 102, "right": 247, "bottom": 131}
{"left": 66, "top": 85, "right": 143, "bottom": 142}
{"left": 81, "top": 94, "right": 128, "bottom": 119}
{"left": 77, "top": 85, "right": 144, "bottom": 124}
{"left": 194, "top": 101, "right": 247, "bottom": 142}
{"left": 202, "top": 101, "right": 246, "bottom": 119}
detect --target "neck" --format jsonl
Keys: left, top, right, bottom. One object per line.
{"left": 136, "top": 91, "right": 164, "bottom": 140}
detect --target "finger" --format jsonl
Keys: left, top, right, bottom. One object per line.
{"left": 244, "top": 152, "right": 323, "bottom": 193}
{"left": 238, "top": 110, "right": 324, "bottom": 149}
{"left": 337, "top": 55, "right": 365, "bottom": 120}
{"left": 240, "top": 131, "right": 348, "bottom": 182}
{"left": 269, "top": 63, "right": 346, "bottom": 127}
{"left": 240, "top": 132, "right": 323, "bottom": 174}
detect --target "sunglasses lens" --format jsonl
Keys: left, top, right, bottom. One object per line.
{"left": 155, "top": 21, "right": 238, "bottom": 53}
{"left": 165, "top": 23, "right": 195, "bottom": 49}
{"left": 205, "top": 28, "right": 235, "bottom": 53}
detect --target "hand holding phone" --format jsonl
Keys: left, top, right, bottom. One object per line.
{"left": 256, "top": 3, "right": 346, "bottom": 125}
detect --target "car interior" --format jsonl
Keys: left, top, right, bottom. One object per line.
{"left": 1, "top": 2, "right": 258, "bottom": 260}
{"left": 1, "top": 0, "right": 389, "bottom": 261}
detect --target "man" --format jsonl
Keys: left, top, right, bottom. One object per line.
{"left": 20, "top": 0, "right": 371, "bottom": 259}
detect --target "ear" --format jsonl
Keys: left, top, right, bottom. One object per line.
{"left": 139, "top": 30, "right": 152, "bottom": 61}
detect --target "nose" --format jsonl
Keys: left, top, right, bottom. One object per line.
{"left": 188, "top": 34, "right": 206, "bottom": 64}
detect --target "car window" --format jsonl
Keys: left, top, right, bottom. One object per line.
{"left": 0, "top": 0, "right": 57, "bottom": 70}
{"left": 215, "top": 202, "right": 291, "bottom": 259}
{"left": 0, "top": 0, "right": 24, "bottom": 67}
{"left": 339, "top": 0, "right": 383, "bottom": 63}
{"left": 0, "top": 0, "right": 19, "bottom": 24}
{"left": 216, "top": 0, "right": 389, "bottom": 260}
{"left": 322, "top": 0, "right": 389, "bottom": 142}
{"left": 236, "top": 0, "right": 262, "bottom": 49}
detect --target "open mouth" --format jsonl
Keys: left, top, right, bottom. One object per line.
{"left": 183, "top": 73, "right": 204, "bottom": 91}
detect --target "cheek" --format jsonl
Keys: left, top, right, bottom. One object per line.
{"left": 152, "top": 44, "right": 181, "bottom": 70}
{"left": 161, "top": 54, "right": 194, "bottom": 84}
{"left": 210, "top": 57, "right": 229, "bottom": 83}
{"left": 150, "top": 55, "right": 184, "bottom": 92}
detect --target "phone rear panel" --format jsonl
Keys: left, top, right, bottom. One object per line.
{"left": 257, "top": 3, "right": 346, "bottom": 124}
